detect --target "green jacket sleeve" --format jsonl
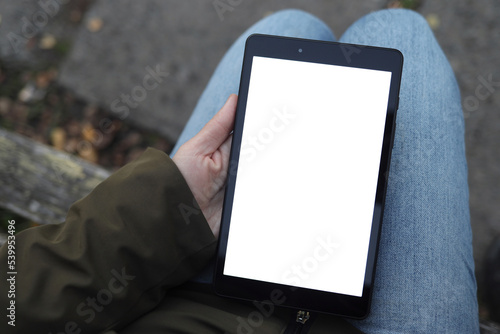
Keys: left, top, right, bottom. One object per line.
{"left": 0, "top": 148, "right": 217, "bottom": 334}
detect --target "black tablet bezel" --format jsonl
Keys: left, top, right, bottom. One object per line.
{"left": 214, "top": 34, "right": 403, "bottom": 319}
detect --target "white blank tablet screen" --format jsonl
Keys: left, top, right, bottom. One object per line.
{"left": 223, "top": 56, "right": 392, "bottom": 297}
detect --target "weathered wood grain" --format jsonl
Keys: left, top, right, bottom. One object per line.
{"left": 0, "top": 129, "right": 111, "bottom": 225}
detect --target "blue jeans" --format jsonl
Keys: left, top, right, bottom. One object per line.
{"left": 170, "top": 9, "right": 479, "bottom": 333}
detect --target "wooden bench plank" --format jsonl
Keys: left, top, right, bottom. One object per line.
{"left": 0, "top": 129, "right": 111, "bottom": 225}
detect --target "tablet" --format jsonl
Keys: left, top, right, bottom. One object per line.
{"left": 214, "top": 34, "right": 403, "bottom": 319}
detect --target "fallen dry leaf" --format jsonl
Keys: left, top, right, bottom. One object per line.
{"left": 86, "top": 17, "right": 103, "bottom": 32}
{"left": 387, "top": 1, "right": 403, "bottom": 8}
{"left": 82, "top": 122, "right": 98, "bottom": 143}
{"left": 51, "top": 127, "right": 66, "bottom": 150}
{"left": 18, "top": 82, "right": 46, "bottom": 103}
{"left": 36, "top": 71, "right": 54, "bottom": 89}
{"left": 39, "top": 34, "right": 57, "bottom": 50}
{"left": 78, "top": 141, "right": 98, "bottom": 163}
{"left": 426, "top": 13, "right": 440, "bottom": 30}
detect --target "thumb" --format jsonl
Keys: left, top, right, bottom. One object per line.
{"left": 193, "top": 94, "right": 237, "bottom": 155}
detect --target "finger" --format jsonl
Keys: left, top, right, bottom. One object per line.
{"left": 194, "top": 94, "right": 237, "bottom": 155}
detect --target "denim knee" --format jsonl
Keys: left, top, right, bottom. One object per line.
{"left": 341, "top": 9, "right": 434, "bottom": 46}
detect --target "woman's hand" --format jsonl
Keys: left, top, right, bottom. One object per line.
{"left": 173, "top": 94, "right": 237, "bottom": 238}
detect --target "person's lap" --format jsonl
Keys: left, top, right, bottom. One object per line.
{"left": 170, "top": 9, "right": 479, "bottom": 333}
